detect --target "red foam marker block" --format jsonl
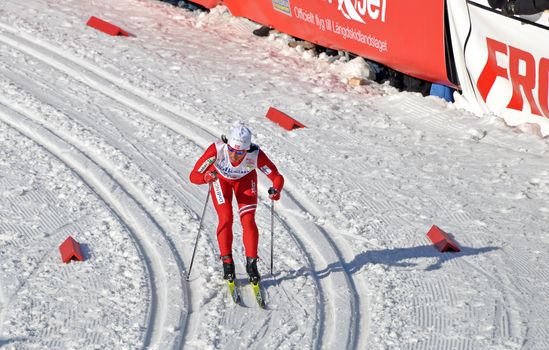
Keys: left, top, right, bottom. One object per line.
{"left": 59, "top": 236, "right": 85, "bottom": 263}
{"left": 86, "top": 16, "right": 129, "bottom": 36}
{"left": 266, "top": 107, "right": 305, "bottom": 131}
{"left": 426, "top": 225, "right": 461, "bottom": 252}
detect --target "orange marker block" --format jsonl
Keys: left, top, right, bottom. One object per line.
{"left": 266, "top": 107, "right": 305, "bottom": 131}
{"left": 427, "top": 225, "right": 461, "bottom": 252}
{"left": 59, "top": 236, "right": 85, "bottom": 263}
{"left": 86, "top": 16, "right": 129, "bottom": 36}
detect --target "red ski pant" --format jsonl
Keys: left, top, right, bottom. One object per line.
{"left": 210, "top": 172, "right": 259, "bottom": 259}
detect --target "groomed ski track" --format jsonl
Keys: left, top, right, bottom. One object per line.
{"left": 0, "top": 95, "right": 188, "bottom": 350}
{"left": 0, "top": 16, "right": 365, "bottom": 350}
{"left": 4, "top": 1, "right": 549, "bottom": 350}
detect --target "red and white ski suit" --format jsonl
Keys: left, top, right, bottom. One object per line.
{"left": 189, "top": 140, "right": 284, "bottom": 259}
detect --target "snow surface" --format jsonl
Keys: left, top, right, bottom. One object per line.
{"left": 1, "top": 1, "right": 549, "bottom": 349}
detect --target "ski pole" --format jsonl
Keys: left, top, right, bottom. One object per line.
{"left": 186, "top": 183, "right": 211, "bottom": 281}
{"left": 270, "top": 199, "right": 274, "bottom": 275}
{"left": 268, "top": 188, "right": 277, "bottom": 275}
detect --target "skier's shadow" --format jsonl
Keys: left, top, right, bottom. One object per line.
{"left": 80, "top": 243, "right": 91, "bottom": 260}
{"left": 263, "top": 244, "right": 498, "bottom": 288}
{"left": 0, "top": 337, "right": 26, "bottom": 346}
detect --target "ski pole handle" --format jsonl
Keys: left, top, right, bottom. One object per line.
{"left": 268, "top": 187, "right": 280, "bottom": 201}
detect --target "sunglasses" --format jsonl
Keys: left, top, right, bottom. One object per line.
{"left": 227, "top": 145, "right": 247, "bottom": 155}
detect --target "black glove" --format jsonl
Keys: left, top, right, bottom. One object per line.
{"left": 268, "top": 187, "right": 280, "bottom": 201}
{"left": 502, "top": 0, "right": 517, "bottom": 16}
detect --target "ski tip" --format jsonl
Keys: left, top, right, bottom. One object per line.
{"left": 250, "top": 282, "right": 267, "bottom": 309}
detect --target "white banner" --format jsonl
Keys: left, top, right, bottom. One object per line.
{"left": 448, "top": 0, "right": 549, "bottom": 135}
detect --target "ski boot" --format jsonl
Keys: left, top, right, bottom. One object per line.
{"left": 222, "top": 255, "right": 235, "bottom": 281}
{"left": 246, "top": 257, "right": 261, "bottom": 283}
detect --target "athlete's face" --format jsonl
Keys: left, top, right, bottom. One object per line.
{"left": 228, "top": 145, "right": 246, "bottom": 163}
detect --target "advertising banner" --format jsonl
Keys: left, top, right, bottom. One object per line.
{"left": 448, "top": 0, "right": 549, "bottom": 135}
{"left": 223, "top": 0, "right": 452, "bottom": 86}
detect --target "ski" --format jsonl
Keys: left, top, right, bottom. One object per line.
{"left": 227, "top": 279, "right": 240, "bottom": 304}
{"left": 250, "top": 281, "right": 266, "bottom": 308}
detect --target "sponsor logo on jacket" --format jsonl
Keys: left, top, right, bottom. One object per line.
{"left": 216, "top": 157, "right": 257, "bottom": 179}
{"left": 217, "top": 166, "right": 253, "bottom": 177}
{"left": 260, "top": 165, "right": 272, "bottom": 175}
{"left": 198, "top": 157, "right": 215, "bottom": 173}
{"left": 213, "top": 180, "right": 225, "bottom": 205}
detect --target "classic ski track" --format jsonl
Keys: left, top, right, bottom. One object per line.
{"left": 0, "top": 104, "right": 187, "bottom": 349}
{"left": 0, "top": 22, "right": 363, "bottom": 349}
{"left": 0, "top": 36, "right": 271, "bottom": 346}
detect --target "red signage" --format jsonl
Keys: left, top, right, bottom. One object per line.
{"left": 478, "top": 37, "right": 548, "bottom": 118}
{"left": 224, "top": 0, "right": 451, "bottom": 85}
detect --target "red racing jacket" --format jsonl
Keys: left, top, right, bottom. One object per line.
{"left": 189, "top": 140, "right": 284, "bottom": 193}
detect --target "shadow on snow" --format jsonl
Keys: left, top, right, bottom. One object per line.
{"left": 263, "top": 244, "right": 499, "bottom": 288}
